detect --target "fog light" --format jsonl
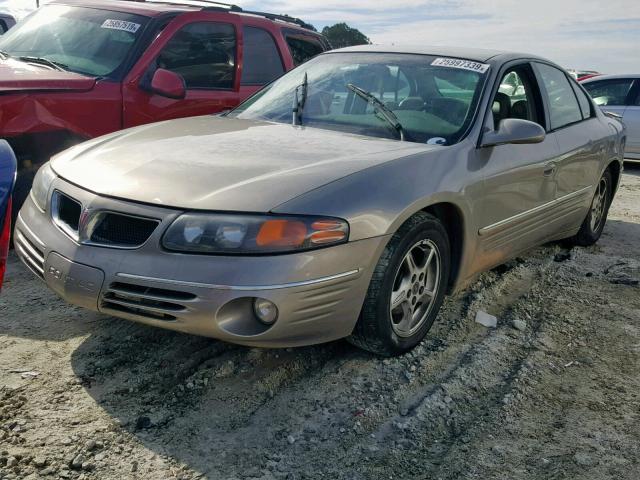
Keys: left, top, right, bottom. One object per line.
{"left": 253, "top": 298, "right": 278, "bottom": 325}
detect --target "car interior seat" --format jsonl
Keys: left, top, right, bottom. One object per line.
{"left": 492, "top": 92, "right": 511, "bottom": 127}
{"left": 511, "top": 100, "right": 529, "bottom": 120}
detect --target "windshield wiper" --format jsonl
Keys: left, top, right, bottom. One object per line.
{"left": 17, "top": 56, "right": 67, "bottom": 72}
{"left": 292, "top": 72, "right": 308, "bottom": 126}
{"left": 347, "top": 83, "right": 406, "bottom": 141}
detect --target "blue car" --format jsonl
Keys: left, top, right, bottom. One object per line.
{"left": 0, "top": 140, "right": 17, "bottom": 291}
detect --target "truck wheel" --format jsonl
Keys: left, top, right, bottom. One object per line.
{"left": 348, "top": 212, "right": 450, "bottom": 356}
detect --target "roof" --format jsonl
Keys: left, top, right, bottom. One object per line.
{"left": 50, "top": 0, "right": 317, "bottom": 30}
{"left": 52, "top": 0, "right": 198, "bottom": 17}
{"left": 332, "top": 44, "right": 544, "bottom": 64}
{"left": 581, "top": 73, "right": 640, "bottom": 83}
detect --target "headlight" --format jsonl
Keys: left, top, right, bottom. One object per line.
{"left": 31, "top": 162, "right": 56, "bottom": 211}
{"left": 162, "top": 213, "right": 349, "bottom": 254}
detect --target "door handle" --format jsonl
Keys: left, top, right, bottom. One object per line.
{"left": 543, "top": 162, "right": 556, "bottom": 177}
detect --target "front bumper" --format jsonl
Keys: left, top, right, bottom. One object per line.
{"left": 15, "top": 178, "right": 389, "bottom": 347}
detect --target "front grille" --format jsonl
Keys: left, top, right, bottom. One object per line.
{"left": 90, "top": 213, "right": 159, "bottom": 247}
{"left": 14, "top": 229, "right": 45, "bottom": 279}
{"left": 53, "top": 192, "right": 82, "bottom": 234}
{"left": 101, "top": 282, "right": 197, "bottom": 321}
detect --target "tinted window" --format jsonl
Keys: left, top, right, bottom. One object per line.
{"left": 570, "top": 81, "right": 593, "bottom": 119}
{"left": 0, "top": 22, "right": 6, "bottom": 34}
{"left": 157, "top": 22, "right": 236, "bottom": 89}
{"left": 536, "top": 63, "right": 583, "bottom": 130}
{"left": 284, "top": 31, "right": 325, "bottom": 66}
{"left": 582, "top": 79, "right": 634, "bottom": 106}
{"left": 241, "top": 27, "right": 284, "bottom": 86}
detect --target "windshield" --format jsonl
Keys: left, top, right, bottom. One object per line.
{"left": 0, "top": 5, "right": 148, "bottom": 77}
{"left": 231, "top": 52, "right": 489, "bottom": 145}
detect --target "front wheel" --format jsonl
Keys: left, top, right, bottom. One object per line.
{"left": 570, "top": 169, "right": 612, "bottom": 247}
{"left": 348, "top": 212, "right": 450, "bottom": 356}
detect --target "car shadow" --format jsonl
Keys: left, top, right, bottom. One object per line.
{"left": 68, "top": 318, "right": 364, "bottom": 478}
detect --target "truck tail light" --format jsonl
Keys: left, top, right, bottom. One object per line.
{"left": 0, "top": 198, "right": 12, "bottom": 292}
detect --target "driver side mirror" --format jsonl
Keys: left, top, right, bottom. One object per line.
{"left": 150, "top": 68, "right": 186, "bottom": 99}
{"left": 481, "top": 118, "right": 545, "bottom": 148}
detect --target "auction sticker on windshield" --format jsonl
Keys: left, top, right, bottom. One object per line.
{"left": 101, "top": 19, "right": 141, "bottom": 33}
{"left": 431, "top": 58, "right": 490, "bottom": 73}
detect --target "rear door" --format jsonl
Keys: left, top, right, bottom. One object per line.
{"left": 122, "top": 12, "right": 242, "bottom": 128}
{"left": 623, "top": 80, "right": 640, "bottom": 159}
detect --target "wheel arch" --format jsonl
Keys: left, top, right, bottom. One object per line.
{"left": 420, "top": 202, "right": 465, "bottom": 293}
{"left": 606, "top": 159, "right": 622, "bottom": 194}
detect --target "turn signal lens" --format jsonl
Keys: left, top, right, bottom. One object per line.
{"left": 256, "top": 220, "right": 307, "bottom": 247}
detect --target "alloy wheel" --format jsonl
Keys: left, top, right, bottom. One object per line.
{"left": 389, "top": 239, "right": 441, "bottom": 337}
{"left": 590, "top": 176, "right": 608, "bottom": 232}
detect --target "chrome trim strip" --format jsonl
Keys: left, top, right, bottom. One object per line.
{"left": 15, "top": 242, "right": 44, "bottom": 275}
{"left": 17, "top": 212, "right": 46, "bottom": 248}
{"left": 15, "top": 231, "right": 45, "bottom": 264}
{"left": 478, "top": 186, "right": 592, "bottom": 236}
{"left": 115, "top": 269, "right": 361, "bottom": 291}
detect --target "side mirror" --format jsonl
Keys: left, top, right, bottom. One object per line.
{"left": 150, "top": 68, "right": 186, "bottom": 99}
{"left": 481, "top": 118, "right": 545, "bottom": 148}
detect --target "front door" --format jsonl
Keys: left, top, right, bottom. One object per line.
{"left": 122, "top": 12, "right": 242, "bottom": 128}
{"left": 475, "top": 62, "right": 558, "bottom": 271}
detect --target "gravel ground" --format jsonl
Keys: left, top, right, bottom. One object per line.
{"left": 1, "top": 167, "right": 639, "bottom": 480}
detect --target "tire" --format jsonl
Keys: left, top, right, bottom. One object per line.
{"left": 570, "top": 169, "right": 612, "bottom": 247}
{"left": 348, "top": 212, "right": 450, "bottom": 356}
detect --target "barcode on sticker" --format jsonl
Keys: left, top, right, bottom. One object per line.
{"left": 431, "top": 58, "right": 490, "bottom": 73}
{"left": 101, "top": 19, "right": 141, "bottom": 33}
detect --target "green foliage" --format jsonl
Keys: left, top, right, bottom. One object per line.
{"left": 321, "top": 23, "right": 371, "bottom": 49}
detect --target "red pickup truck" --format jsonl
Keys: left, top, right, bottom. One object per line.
{"left": 0, "top": 0, "right": 328, "bottom": 218}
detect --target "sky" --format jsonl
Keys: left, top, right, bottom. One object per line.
{"left": 1, "top": 0, "right": 639, "bottom": 73}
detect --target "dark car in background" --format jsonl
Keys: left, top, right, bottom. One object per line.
{"left": 0, "top": 13, "right": 16, "bottom": 34}
{"left": 0, "top": 0, "right": 329, "bottom": 225}
{"left": 0, "top": 141, "right": 16, "bottom": 291}
{"left": 582, "top": 74, "right": 640, "bottom": 162}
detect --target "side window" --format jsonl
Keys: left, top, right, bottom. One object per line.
{"left": 582, "top": 79, "right": 634, "bottom": 107}
{"left": 284, "top": 30, "right": 325, "bottom": 66}
{"left": 492, "top": 67, "right": 541, "bottom": 128}
{"left": 634, "top": 82, "right": 640, "bottom": 106}
{"left": 535, "top": 63, "right": 583, "bottom": 130}
{"left": 156, "top": 22, "right": 236, "bottom": 90}
{"left": 570, "top": 81, "right": 593, "bottom": 119}
{"left": 241, "top": 26, "right": 284, "bottom": 86}
{"left": 0, "top": 22, "right": 6, "bottom": 35}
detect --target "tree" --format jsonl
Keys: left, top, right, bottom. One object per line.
{"left": 321, "top": 23, "right": 370, "bottom": 49}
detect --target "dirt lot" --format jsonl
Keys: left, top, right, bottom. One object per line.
{"left": 1, "top": 167, "right": 639, "bottom": 480}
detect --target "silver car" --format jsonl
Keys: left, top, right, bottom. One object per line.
{"left": 581, "top": 74, "right": 640, "bottom": 162}
{"left": 15, "top": 46, "right": 625, "bottom": 355}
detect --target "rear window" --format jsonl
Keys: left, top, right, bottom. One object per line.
{"left": 283, "top": 30, "right": 326, "bottom": 66}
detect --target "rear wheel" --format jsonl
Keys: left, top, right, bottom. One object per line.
{"left": 348, "top": 212, "right": 450, "bottom": 356}
{"left": 571, "top": 169, "right": 612, "bottom": 247}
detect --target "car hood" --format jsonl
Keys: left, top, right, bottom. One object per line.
{"left": 0, "top": 58, "right": 96, "bottom": 93}
{"left": 51, "top": 116, "right": 436, "bottom": 212}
